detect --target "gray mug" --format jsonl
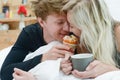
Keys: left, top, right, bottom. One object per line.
{"left": 71, "top": 53, "right": 93, "bottom": 71}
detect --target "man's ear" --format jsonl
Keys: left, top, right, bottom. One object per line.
{"left": 37, "top": 17, "right": 45, "bottom": 28}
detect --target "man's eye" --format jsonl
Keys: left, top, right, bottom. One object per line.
{"left": 70, "top": 25, "right": 74, "bottom": 28}
{"left": 57, "top": 22, "right": 64, "bottom": 24}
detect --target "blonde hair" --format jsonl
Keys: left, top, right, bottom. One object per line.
{"left": 63, "top": 0, "right": 117, "bottom": 66}
{"left": 32, "top": 0, "right": 68, "bottom": 20}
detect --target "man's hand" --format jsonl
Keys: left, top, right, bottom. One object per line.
{"left": 13, "top": 68, "right": 35, "bottom": 80}
{"left": 42, "top": 44, "right": 72, "bottom": 61}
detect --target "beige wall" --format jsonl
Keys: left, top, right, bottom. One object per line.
{"left": 0, "top": 0, "right": 2, "bottom": 13}
{"left": 0, "top": 30, "right": 21, "bottom": 50}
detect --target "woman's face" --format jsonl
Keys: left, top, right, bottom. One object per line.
{"left": 67, "top": 11, "right": 81, "bottom": 39}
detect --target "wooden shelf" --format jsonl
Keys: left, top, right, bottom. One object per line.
{"left": 0, "top": 17, "right": 37, "bottom": 29}
{"left": 0, "top": 17, "right": 37, "bottom": 23}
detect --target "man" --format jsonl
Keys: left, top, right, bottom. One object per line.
{"left": 0, "top": 0, "right": 71, "bottom": 80}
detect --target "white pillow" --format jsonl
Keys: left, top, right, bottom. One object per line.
{"left": 94, "top": 71, "right": 120, "bottom": 80}
{"left": 0, "top": 46, "right": 13, "bottom": 71}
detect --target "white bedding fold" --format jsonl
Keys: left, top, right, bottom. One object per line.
{"left": 1, "top": 41, "right": 120, "bottom": 80}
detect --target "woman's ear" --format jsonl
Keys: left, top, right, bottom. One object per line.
{"left": 37, "top": 17, "right": 45, "bottom": 28}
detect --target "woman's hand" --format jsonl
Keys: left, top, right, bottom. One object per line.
{"left": 72, "top": 60, "right": 119, "bottom": 79}
{"left": 13, "top": 68, "right": 35, "bottom": 80}
{"left": 42, "top": 44, "right": 72, "bottom": 61}
{"left": 60, "top": 53, "right": 73, "bottom": 75}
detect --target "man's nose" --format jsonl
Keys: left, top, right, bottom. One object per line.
{"left": 63, "top": 22, "right": 70, "bottom": 31}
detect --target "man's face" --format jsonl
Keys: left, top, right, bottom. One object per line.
{"left": 41, "top": 13, "right": 70, "bottom": 42}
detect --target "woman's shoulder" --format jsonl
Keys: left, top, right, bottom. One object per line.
{"left": 114, "top": 21, "right": 120, "bottom": 52}
{"left": 114, "top": 21, "right": 120, "bottom": 32}
{"left": 114, "top": 21, "right": 120, "bottom": 37}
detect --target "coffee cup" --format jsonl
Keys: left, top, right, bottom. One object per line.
{"left": 71, "top": 53, "right": 93, "bottom": 71}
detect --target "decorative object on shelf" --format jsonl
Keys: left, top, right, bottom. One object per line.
{"left": 0, "top": 13, "right": 5, "bottom": 19}
{"left": 2, "top": 5, "right": 10, "bottom": 18}
{"left": 19, "top": 15, "right": 25, "bottom": 30}
{"left": 0, "top": 23, "right": 9, "bottom": 30}
{"left": 17, "top": 5, "right": 27, "bottom": 30}
{"left": 22, "top": 0, "right": 28, "bottom": 5}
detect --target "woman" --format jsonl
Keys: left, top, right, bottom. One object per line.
{"left": 13, "top": 0, "right": 120, "bottom": 79}
{"left": 61, "top": 0, "right": 120, "bottom": 78}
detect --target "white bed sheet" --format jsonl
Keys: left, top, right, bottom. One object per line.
{"left": 0, "top": 46, "right": 13, "bottom": 71}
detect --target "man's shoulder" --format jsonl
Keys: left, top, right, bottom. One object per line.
{"left": 24, "top": 23, "right": 41, "bottom": 30}
{"left": 23, "top": 23, "right": 42, "bottom": 35}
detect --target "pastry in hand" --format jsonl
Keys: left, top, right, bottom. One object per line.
{"left": 63, "top": 34, "right": 78, "bottom": 51}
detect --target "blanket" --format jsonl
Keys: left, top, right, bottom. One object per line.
{"left": 1, "top": 41, "right": 120, "bottom": 80}
{"left": 25, "top": 41, "right": 92, "bottom": 80}
{"left": 0, "top": 46, "right": 13, "bottom": 71}
{"left": 24, "top": 41, "right": 120, "bottom": 80}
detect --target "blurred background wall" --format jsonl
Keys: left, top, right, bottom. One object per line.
{"left": 105, "top": 0, "right": 120, "bottom": 21}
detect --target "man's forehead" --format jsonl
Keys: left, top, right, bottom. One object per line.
{"left": 46, "top": 13, "right": 67, "bottom": 20}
